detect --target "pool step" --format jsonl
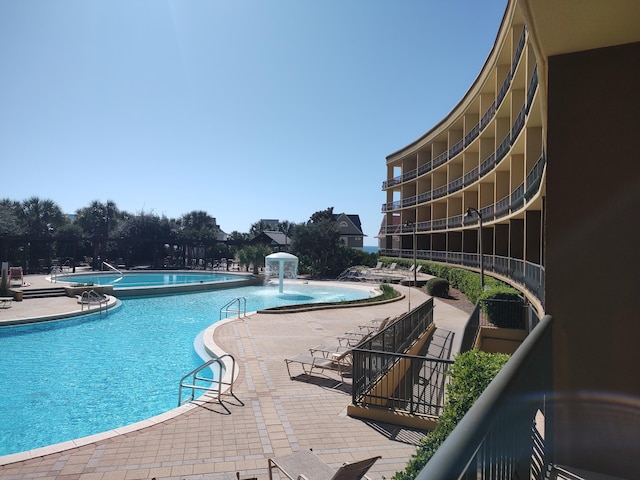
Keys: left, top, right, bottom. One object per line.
{"left": 21, "top": 287, "right": 68, "bottom": 299}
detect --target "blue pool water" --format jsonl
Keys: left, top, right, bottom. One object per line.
{"left": 55, "top": 271, "right": 240, "bottom": 288}
{"left": 0, "top": 282, "right": 372, "bottom": 457}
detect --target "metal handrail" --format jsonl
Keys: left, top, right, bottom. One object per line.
{"left": 102, "top": 261, "right": 123, "bottom": 275}
{"left": 220, "top": 297, "right": 247, "bottom": 320}
{"left": 178, "top": 354, "right": 240, "bottom": 411}
{"left": 80, "top": 289, "right": 108, "bottom": 315}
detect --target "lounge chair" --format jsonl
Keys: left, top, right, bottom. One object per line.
{"left": 337, "top": 317, "right": 391, "bottom": 345}
{"left": 309, "top": 329, "right": 375, "bottom": 357}
{"left": 285, "top": 345, "right": 353, "bottom": 381}
{"left": 268, "top": 449, "right": 380, "bottom": 480}
{"left": 357, "top": 316, "right": 390, "bottom": 331}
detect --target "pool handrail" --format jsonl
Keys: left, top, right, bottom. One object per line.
{"left": 102, "top": 261, "right": 123, "bottom": 275}
{"left": 220, "top": 297, "right": 247, "bottom": 320}
{"left": 178, "top": 353, "right": 241, "bottom": 413}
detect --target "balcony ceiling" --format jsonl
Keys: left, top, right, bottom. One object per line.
{"left": 523, "top": 0, "right": 640, "bottom": 57}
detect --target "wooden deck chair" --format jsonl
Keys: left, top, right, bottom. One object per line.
{"left": 268, "top": 449, "right": 380, "bottom": 480}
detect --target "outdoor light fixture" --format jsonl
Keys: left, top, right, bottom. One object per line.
{"left": 403, "top": 221, "right": 417, "bottom": 312}
{"left": 465, "top": 207, "right": 485, "bottom": 291}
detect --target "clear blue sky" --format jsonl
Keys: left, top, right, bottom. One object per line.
{"left": 0, "top": 1, "right": 506, "bottom": 245}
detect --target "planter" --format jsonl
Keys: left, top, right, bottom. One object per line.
{"left": 64, "top": 285, "right": 114, "bottom": 297}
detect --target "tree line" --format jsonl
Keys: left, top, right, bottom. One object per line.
{"left": 0, "top": 198, "right": 377, "bottom": 277}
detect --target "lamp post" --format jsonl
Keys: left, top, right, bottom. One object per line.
{"left": 465, "top": 207, "right": 484, "bottom": 291}
{"left": 404, "top": 221, "right": 417, "bottom": 312}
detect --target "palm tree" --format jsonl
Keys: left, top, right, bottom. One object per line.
{"left": 75, "top": 200, "right": 119, "bottom": 270}
{"left": 177, "top": 211, "right": 221, "bottom": 268}
{"left": 16, "top": 197, "right": 68, "bottom": 272}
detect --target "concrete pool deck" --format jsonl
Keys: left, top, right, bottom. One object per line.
{"left": 0, "top": 274, "right": 470, "bottom": 480}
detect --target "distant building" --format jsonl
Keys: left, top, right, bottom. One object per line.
{"left": 334, "top": 213, "right": 365, "bottom": 250}
{"left": 250, "top": 230, "right": 291, "bottom": 250}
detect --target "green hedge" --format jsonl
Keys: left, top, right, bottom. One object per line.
{"left": 480, "top": 286, "right": 524, "bottom": 328}
{"left": 380, "top": 257, "right": 508, "bottom": 304}
{"left": 392, "top": 350, "right": 510, "bottom": 480}
{"left": 425, "top": 277, "right": 450, "bottom": 297}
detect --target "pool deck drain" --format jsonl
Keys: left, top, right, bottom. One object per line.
{"left": 0, "top": 273, "right": 469, "bottom": 480}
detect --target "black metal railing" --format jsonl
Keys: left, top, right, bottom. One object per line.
{"left": 377, "top": 250, "right": 545, "bottom": 308}
{"left": 357, "top": 297, "right": 434, "bottom": 354}
{"left": 351, "top": 350, "right": 452, "bottom": 417}
{"left": 352, "top": 299, "right": 445, "bottom": 415}
{"left": 415, "top": 315, "right": 553, "bottom": 480}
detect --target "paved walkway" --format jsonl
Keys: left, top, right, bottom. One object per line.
{"left": 0, "top": 275, "right": 470, "bottom": 480}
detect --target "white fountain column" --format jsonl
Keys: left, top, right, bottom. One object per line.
{"left": 265, "top": 252, "right": 299, "bottom": 294}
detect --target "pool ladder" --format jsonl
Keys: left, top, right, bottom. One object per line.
{"left": 220, "top": 297, "right": 247, "bottom": 320}
{"left": 80, "top": 289, "right": 109, "bottom": 315}
{"left": 178, "top": 354, "right": 242, "bottom": 413}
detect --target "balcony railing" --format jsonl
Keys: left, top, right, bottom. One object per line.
{"left": 377, "top": 249, "right": 545, "bottom": 307}
{"left": 447, "top": 176, "right": 464, "bottom": 194}
{"left": 494, "top": 194, "right": 510, "bottom": 218}
{"left": 479, "top": 152, "right": 496, "bottom": 176}
{"left": 463, "top": 167, "right": 479, "bottom": 186}
{"left": 433, "top": 151, "right": 448, "bottom": 168}
{"left": 480, "top": 101, "right": 496, "bottom": 131}
{"left": 415, "top": 314, "right": 552, "bottom": 480}
{"left": 418, "top": 160, "right": 433, "bottom": 176}
{"left": 448, "top": 139, "right": 464, "bottom": 158}
{"left": 496, "top": 70, "right": 512, "bottom": 108}
{"left": 432, "top": 185, "right": 447, "bottom": 200}
{"left": 402, "top": 196, "right": 417, "bottom": 208}
{"left": 527, "top": 65, "right": 538, "bottom": 113}
{"left": 464, "top": 123, "right": 480, "bottom": 146}
{"left": 525, "top": 154, "right": 545, "bottom": 201}
{"left": 511, "top": 105, "right": 526, "bottom": 143}
{"left": 512, "top": 26, "right": 527, "bottom": 74}
{"left": 511, "top": 182, "right": 525, "bottom": 211}
{"left": 496, "top": 132, "right": 511, "bottom": 163}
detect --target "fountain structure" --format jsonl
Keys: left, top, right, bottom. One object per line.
{"left": 265, "top": 252, "right": 299, "bottom": 294}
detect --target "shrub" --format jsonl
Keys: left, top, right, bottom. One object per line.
{"left": 480, "top": 286, "right": 524, "bottom": 328}
{"left": 393, "top": 351, "right": 510, "bottom": 480}
{"left": 426, "top": 277, "right": 450, "bottom": 297}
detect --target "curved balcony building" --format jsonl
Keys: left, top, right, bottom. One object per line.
{"left": 380, "top": 0, "right": 640, "bottom": 477}
{"left": 380, "top": 2, "right": 545, "bottom": 310}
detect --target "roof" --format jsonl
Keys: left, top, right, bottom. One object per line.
{"left": 334, "top": 213, "right": 365, "bottom": 237}
{"left": 250, "top": 230, "right": 291, "bottom": 246}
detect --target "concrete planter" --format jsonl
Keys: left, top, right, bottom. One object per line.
{"left": 64, "top": 285, "right": 114, "bottom": 297}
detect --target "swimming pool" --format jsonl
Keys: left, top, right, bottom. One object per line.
{"left": 0, "top": 282, "right": 374, "bottom": 457}
{"left": 54, "top": 271, "right": 243, "bottom": 288}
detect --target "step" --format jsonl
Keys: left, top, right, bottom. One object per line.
{"left": 21, "top": 288, "right": 68, "bottom": 299}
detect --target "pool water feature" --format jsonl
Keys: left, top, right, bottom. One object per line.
{"left": 0, "top": 282, "right": 374, "bottom": 457}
